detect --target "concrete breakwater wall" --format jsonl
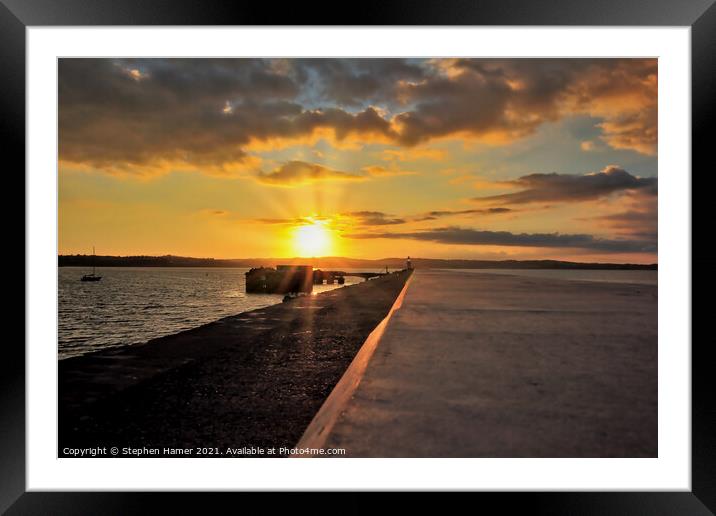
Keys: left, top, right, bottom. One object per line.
{"left": 307, "top": 269, "right": 658, "bottom": 458}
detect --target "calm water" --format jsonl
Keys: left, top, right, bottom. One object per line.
{"left": 446, "top": 268, "right": 658, "bottom": 285}
{"left": 58, "top": 267, "right": 369, "bottom": 359}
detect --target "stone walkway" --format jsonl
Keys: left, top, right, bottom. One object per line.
{"left": 311, "top": 269, "right": 657, "bottom": 457}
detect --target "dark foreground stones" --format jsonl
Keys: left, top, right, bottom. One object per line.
{"left": 59, "top": 271, "right": 411, "bottom": 457}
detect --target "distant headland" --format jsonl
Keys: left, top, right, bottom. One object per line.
{"left": 58, "top": 254, "right": 657, "bottom": 270}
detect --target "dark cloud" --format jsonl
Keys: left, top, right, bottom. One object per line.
{"left": 344, "top": 226, "right": 655, "bottom": 253}
{"left": 393, "top": 71, "right": 517, "bottom": 146}
{"left": 579, "top": 186, "right": 658, "bottom": 245}
{"left": 414, "top": 207, "right": 512, "bottom": 221}
{"left": 597, "top": 210, "right": 656, "bottom": 225}
{"left": 252, "top": 207, "right": 507, "bottom": 226}
{"left": 344, "top": 211, "right": 406, "bottom": 226}
{"left": 59, "top": 58, "right": 657, "bottom": 175}
{"left": 59, "top": 59, "right": 299, "bottom": 173}
{"left": 473, "top": 166, "right": 657, "bottom": 205}
{"left": 295, "top": 59, "right": 427, "bottom": 107}
{"left": 256, "top": 161, "right": 364, "bottom": 186}
{"left": 393, "top": 58, "right": 657, "bottom": 153}
{"left": 59, "top": 59, "right": 395, "bottom": 175}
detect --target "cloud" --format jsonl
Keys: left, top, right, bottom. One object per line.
{"left": 579, "top": 186, "right": 657, "bottom": 244}
{"left": 344, "top": 226, "right": 655, "bottom": 253}
{"left": 413, "top": 207, "right": 512, "bottom": 221}
{"left": 253, "top": 217, "right": 306, "bottom": 225}
{"left": 381, "top": 148, "right": 447, "bottom": 161}
{"left": 598, "top": 111, "right": 657, "bottom": 155}
{"left": 362, "top": 165, "right": 416, "bottom": 177}
{"left": 472, "top": 58, "right": 658, "bottom": 154}
{"left": 59, "top": 58, "right": 657, "bottom": 176}
{"left": 393, "top": 58, "right": 657, "bottom": 154}
{"left": 344, "top": 211, "right": 406, "bottom": 226}
{"left": 591, "top": 210, "right": 657, "bottom": 241}
{"left": 294, "top": 59, "right": 428, "bottom": 107}
{"left": 59, "top": 59, "right": 396, "bottom": 176}
{"left": 473, "top": 166, "right": 657, "bottom": 205}
{"left": 250, "top": 212, "right": 405, "bottom": 227}
{"left": 256, "top": 161, "right": 365, "bottom": 186}
{"left": 251, "top": 206, "right": 509, "bottom": 227}
{"left": 250, "top": 214, "right": 335, "bottom": 226}
{"left": 595, "top": 209, "right": 656, "bottom": 226}
{"left": 428, "top": 207, "right": 512, "bottom": 216}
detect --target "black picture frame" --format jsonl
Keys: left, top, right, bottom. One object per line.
{"left": 4, "top": 0, "right": 714, "bottom": 513}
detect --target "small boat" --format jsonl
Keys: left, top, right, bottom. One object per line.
{"left": 81, "top": 246, "right": 102, "bottom": 282}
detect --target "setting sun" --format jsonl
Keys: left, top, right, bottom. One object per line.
{"left": 293, "top": 222, "right": 332, "bottom": 257}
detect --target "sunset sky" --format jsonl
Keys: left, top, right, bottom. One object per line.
{"left": 58, "top": 58, "right": 657, "bottom": 263}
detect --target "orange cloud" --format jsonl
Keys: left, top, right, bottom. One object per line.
{"left": 380, "top": 148, "right": 447, "bottom": 161}
{"left": 256, "top": 161, "right": 365, "bottom": 186}
{"left": 362, "top": 165, "right": 417, "bottom": 177}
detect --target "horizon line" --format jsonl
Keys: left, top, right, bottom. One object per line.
{"left": 58, "top": 253, "right": 658, "bottom": 266}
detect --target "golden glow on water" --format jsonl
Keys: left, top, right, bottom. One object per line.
{"left": 293, "top": 221, "right": 333, "bottom": 257}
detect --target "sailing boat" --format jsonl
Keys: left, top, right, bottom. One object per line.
{"left": 81, "top": 246, "right": 102, "bottom": 282}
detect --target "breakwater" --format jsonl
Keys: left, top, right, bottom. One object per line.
{"left": 59, "top": 270, "right": 412, "bottom": 457}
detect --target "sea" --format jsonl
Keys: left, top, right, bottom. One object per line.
{"left": 58, "top": 266, "right": 657, "bottom": 359}
{"left": 58, "top": 266, "right": 373, "bottom": 359}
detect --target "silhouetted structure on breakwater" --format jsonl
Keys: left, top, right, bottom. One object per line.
{"left": 245, "top": 265, "right": 393, "bottom": 294}
{"left": 313, "top": 269, "right": 344, "bottom": 285}
{"left": 245, "top": 265, "right": 314, "bottom": 294}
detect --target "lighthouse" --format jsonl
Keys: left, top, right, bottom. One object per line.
{"left": 406, "top": 256, "right": 413, "bottom": 270}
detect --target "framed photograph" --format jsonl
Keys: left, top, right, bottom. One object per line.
{"left": 6, "top": 0, "right": 714, "bottom": 512}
